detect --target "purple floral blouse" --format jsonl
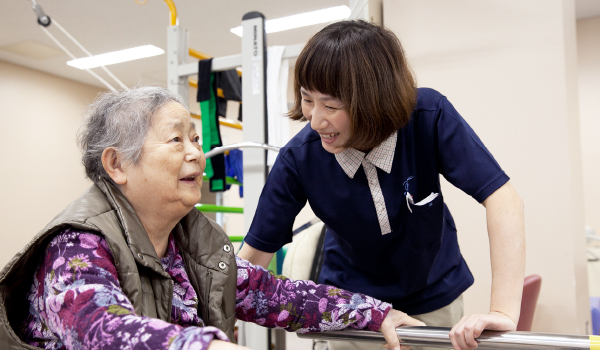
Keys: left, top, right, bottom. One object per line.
{"left": 20, "top": 228, "right": 392, "bottom": 350}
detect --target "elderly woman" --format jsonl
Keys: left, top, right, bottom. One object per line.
{"left": 0, "top": 87, "right": 423, "bottom": 350}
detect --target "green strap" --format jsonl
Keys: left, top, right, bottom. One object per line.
{"left": 211, "top": 179, "right": 224, "bottom": 191}
{"left": 200, "top": 75, "right": 217, "bottom": 178}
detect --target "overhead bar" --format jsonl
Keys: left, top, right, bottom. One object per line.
{"left": 178, "top": 53, "right": 242, "bottom": 76}
{"left": 299, "top": 327, "right": 594, "bottom": 350}
{"left": 189, "top": 48, "right": 210, "bottom": 60}
{"left": 190, "top": 112, "right": 242, "bottom": 130}
{"left": 177, "top": 43, "right": 305, "bottom": 77}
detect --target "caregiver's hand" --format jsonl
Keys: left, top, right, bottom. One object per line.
{"left": 381, "top": 309, "right": 426, "bottom": 350}
{"left": 449, "top": 312, "right": 517, "bottom": 350}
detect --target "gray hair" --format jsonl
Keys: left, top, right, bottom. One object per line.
{"left": 78, "top": 86, "right": 188, "bottom": 185}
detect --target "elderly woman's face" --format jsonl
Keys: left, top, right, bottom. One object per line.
{"left": 123, "top": 101, "right": 205, "bottom": 212}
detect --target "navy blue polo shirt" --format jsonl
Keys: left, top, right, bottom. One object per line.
{"left": 245, "top": 88, "right": 509, "bottom": 315}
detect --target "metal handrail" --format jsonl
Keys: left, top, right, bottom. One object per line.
{"left": 204, "top": 142, "right": 280, "bottom": 159}
{"left": 298, "top": 327, "right": 595, "bottom": 350}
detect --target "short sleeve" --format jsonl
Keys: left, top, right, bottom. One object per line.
{"left": 436, "top": 97, "right": 510, "bottom": 203}
{"left": 244, "top": 150, "right": 307, "bottom": 253}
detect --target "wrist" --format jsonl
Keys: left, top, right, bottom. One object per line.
{"left": 489, "top": 309, "right": 519, "bottom": 325}
{"left": 374, "top": 303, "right": 393, "bottom": 331}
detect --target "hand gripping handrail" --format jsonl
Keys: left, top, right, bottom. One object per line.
{"left": 204, "top": 142, "right": 280, "bottom": 159}
{"left": 298, "top": 327, "right": 596, "bottom": 350}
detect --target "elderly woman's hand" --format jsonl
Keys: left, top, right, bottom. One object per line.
{"left": 208, "top": 340, "right": 251, "bottom": 350}
{"left": 381, "top": 309, "right": 426, "bottom": 350}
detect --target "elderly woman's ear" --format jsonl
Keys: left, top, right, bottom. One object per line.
{"left": 101, "top": 147, "right": 127, "bottom": 185}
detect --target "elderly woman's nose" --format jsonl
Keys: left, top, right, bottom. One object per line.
{"left": 185, "top": 141, "right": 203, "bottom": 162}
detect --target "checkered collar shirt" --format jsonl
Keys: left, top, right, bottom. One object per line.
{"left": 334, "top": 131, "right": 397, "bottom": 235}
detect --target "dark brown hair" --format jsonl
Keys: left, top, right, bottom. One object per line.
{"left": 289, "top": 20, "right": 417, "bottom": 151}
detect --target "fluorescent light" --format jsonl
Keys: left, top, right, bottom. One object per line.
{"left": 230, "top": 5, "right": 351, "bottom": 37}
{"left": 67, "top": 45, "right": 164, "bottom": 69}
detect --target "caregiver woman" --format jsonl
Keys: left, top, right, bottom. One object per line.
{"left": 238, "top": 20, "right": 525, "bottom": 350}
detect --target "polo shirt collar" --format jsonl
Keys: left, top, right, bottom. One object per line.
{"left": 335, "top": 131, "right": 397, "bottom": 179}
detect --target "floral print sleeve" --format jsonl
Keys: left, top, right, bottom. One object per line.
{"left": 235, "top": 256, "right": 392, "bottom": 333}
{"left": 20, "top": 228, "right": 228, "bottom": 350}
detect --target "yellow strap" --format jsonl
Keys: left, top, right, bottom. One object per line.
{"left": 589, "top": 335, "right": 600, "bottom": 350}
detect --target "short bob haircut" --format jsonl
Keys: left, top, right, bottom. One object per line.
{"left": 289, "top": 20, "right": 417, "bottom": 151}
{"left": 78, "top": 86, "right": 187, "bottom": 185}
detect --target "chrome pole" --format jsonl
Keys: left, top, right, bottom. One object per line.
{"left": 298, "top": 327, "right": 593, "bottom": 350}
{"left": 204, "top": 142, "right": 280, "bottom": 159}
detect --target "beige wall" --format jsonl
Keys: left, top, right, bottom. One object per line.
{"left": 384, "top": 0, "right": 588, "bottom": 334}
{"left": 578, "top": 16, "right": 600, "bottom": 258}
{"left": 0, "top": 60, "right": 102, "bottom": 267}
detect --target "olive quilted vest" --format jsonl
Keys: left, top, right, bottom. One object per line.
{"left": 0, "top": 179, "right": 237, "bottom": 349}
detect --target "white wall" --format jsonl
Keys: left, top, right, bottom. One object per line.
{"left": 578, "top": 16, "right": 600, "bottom": 254}
{"left": 0, "top": 60, "right": 102, "bottom": 267}
{"left": 384, "top": 0, "right": 588, "bottom": 334}
{"left": 577, "top": 16, "right": 600, "bottom": 304}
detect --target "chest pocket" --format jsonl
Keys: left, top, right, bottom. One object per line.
{"left": 407, "top": 193, "right": 444, "bottom": 248}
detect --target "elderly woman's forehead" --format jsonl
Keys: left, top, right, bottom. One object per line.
{"left": 160, "top": 117, "right": 195, "bottom": 128}
{"left": 154, "top": 113, "right": 196, "bottom": 132}
{"left": 155, "top": 102, "right": 190, "bottom": 118}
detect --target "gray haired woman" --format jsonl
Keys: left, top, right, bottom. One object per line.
{"left": 0, "top": 86, "right": 423, "bottom": 350}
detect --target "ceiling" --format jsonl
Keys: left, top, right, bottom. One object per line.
{"left": 1, "top": 0, "right": 599, "bottom": 90}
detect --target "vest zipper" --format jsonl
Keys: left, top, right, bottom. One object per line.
{"left": 205, "top": 270, "right": 212, "bottom": 324}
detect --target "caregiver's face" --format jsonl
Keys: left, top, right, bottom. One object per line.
{"left": 125, "top": 101, "right": 205, "bottom": 210}
{"left": 301, "top": 88, "right": 351, "bottom": 154}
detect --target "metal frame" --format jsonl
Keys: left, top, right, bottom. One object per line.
{"left": 176, "top": 43, "right": 304, "bottom": 78}
{"left": 166, "top": 25, "right": 189, "bottom": 103}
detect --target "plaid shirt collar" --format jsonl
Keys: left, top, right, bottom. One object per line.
{"left": 335, "top": 132, "right": 397, "bottom": 179}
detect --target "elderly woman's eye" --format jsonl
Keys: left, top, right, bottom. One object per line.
{"left": 170, "top": 137, "right": 181, "bottom": 143}
{"left": 193, "top": 136, "right": 200, "bottom": 143}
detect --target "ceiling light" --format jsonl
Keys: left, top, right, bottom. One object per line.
{"left": 66, "top": 45, "right": 164, "bottom": 69}
{"left": 230, "top": 5, "right": 351, "bottom": 37}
